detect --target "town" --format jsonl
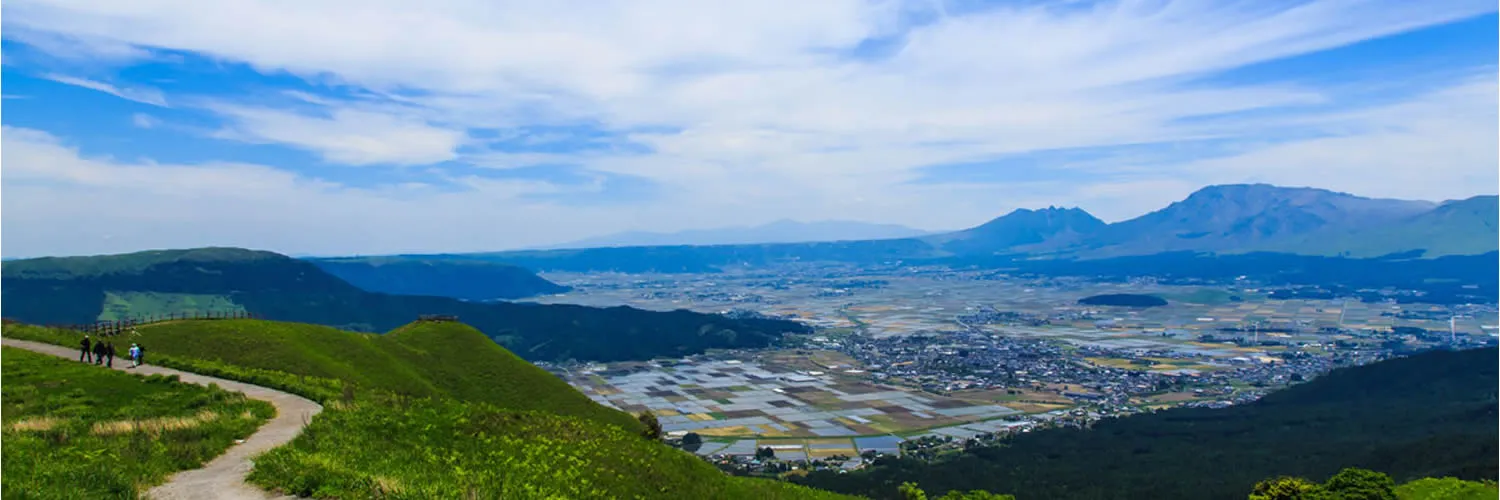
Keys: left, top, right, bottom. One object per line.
{"left": 537, "top": 266, "right": 1498, "bottom": 476}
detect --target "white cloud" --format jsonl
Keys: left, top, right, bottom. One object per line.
{"left": 1, "top": 0, "right": 1496, "bottom": 249}
{"left": 131, "top": 112, "right": 159, "bottom": 128}
{"left": 43, "top": 73, "right": 168, "bottom": 106}
{"left": 0, "top": 126, "right": 627, "bottom": 257}
{"left": 206, "top": 104, "right": 469, "bottom": 166}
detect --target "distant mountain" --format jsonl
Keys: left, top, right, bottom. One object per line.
{"left": 541, "top": 219, "right": 937, "bottom": 249}
{"left": 308, "top": 257, "right": 570, "bottom": 301}
{"left": 1067, "top": 184, "right": 1439, "bottom": 257}
{"left": 927, "top": 207, "right": 1106, "bottom": 255}
{"left": 0, "top": 248, "right": 811, "bottom": 362}
{"left": 1258, "top": 195, "right": 1500, "bottom": 258}
{"left": 344, "top": 184, "right": 1498, "bottom": 274}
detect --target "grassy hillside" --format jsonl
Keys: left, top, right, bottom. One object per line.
{"left": 3, "top": 320, "right": 643, "bottom": 433}
{"left": 308, "top": 257, "right": 571, "bottom": 300}
{"left": 2, "top": 321, "right": 858, "bottom": 499}
{"left": 1, "top": 248, "right": 810, "bottom": 362}
{"left": 250, "top": 398, "right": 853, "bottom": 499}
{"left": 798, "top": 347, "right": 1498, "bottom": 500}
{"left": 2, "top": 347, "right": 275, "bottom": 498}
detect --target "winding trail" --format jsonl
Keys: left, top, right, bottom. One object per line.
{"left": 1, "top": 337, "right": 323, "bottom": 500}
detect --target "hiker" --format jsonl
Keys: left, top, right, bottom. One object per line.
{"left": 80, "top": 335, "right": 93, "bottom": 363}
{"left": 104, "top": 342, "right": 116, "bottom": 368}
{"left": 137, "top": 343, "right": 146, "bottom": 367}
{"left": 129, "top": 343, "right": 141, "bottom": 368}
{"left": 92, "top": 340, "right": 107, "bottom": 366}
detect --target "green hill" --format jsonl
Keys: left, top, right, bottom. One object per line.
{"left": 2, "top": 346, "right": 275, "bottom": 498}
{"left": 308, "top": 256, "right": 571, "bottom": 300}
{"left": 249, "top": 398, "right": 852, "bottom": 499}
{"left": 2, "top": 321, "right": 856, "bottom": 499}
{"left": 1, "top": 248, "right": 810, "bottom": 362}
{"left": 4, "top": 319, "right": 642, "bottom": 432}
{"left": 798, "top": 347, "right": 1498, "bottom": 499}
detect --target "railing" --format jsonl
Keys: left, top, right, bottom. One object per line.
{"left": 41, "top": 311, "right": 265, "bottom": 336}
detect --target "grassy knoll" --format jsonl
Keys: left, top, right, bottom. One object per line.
{"left": 1, "top": 347, "right": 275, "bottom": 499}
{"left": 249, "top": 398, "right": 854, "bottom": 499}
{"left": 3, "top": 320, "right": 642, "bottom": 433}
{"left": 3, "top": 320, "right": 859, "bottom": 499}
{"left": 99, "top": 291, "right": 246, "bottom": 321}
{"left": 1395, "top": 477, "right": 1499, "bottom": 499}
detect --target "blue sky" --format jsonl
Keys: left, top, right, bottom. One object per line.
{"left": 2, "top": 0, "right": 1496, "bottom": 257}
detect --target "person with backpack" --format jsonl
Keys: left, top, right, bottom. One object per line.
{"left": 80, "top": 335, "right": 93, "bottom": 363}
{"left": 129, "top": 343, "right": 142, "bottom": 368}
{"left": 92, "top": 340, "right": 107, "bottom": 366}
{"left": 104, "top": 342, "right": 116, "bottom": 368}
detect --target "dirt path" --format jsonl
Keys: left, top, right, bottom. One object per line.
{"left": 0, "top": 337, "right": 322, "bottom": 500}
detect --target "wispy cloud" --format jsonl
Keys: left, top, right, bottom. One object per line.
{"left": 130, "top": 112, "right": 160, "bottom": 129}
{"left": 205, "top": 104, "right": 468, "bottom": 166}
{"left": 43, "top": 74, "right": 168, "bottom": 106}
{"left": 0, "top": 0, "right": 1495, "bottom": 251}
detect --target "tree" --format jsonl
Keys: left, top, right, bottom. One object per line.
{"left": 755, "top": 446, "right": 776, "bottom": 460}
{"left": 681, "top": 432, "right": 703, "bottom": 452}
{"left": 1250, "top": 476, "right": 1325, "bottom": 500}
{"left": 1322, "top": 468, "right": 1395, "bottom": 500}
{"left": 899, "top": 482, "right": 928, "bottom": 500}
{"left": 637, "top": 411, "right": 662, "bottom": 440}
{"left": 938, "top": 491, "right": 1018, "bottom": 500}
{"left": 899, "top": 482, "right": 1015, "bottom": 500}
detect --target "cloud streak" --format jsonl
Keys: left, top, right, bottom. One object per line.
{"left": 1, "top": 0, "right": 1495, "bottom": 254}
{"left": 43, "top": 73, "right": 168, "bottom": 106}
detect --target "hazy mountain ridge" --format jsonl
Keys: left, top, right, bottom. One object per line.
{"left": 1056, "top": 184, "right": 1452, "bottom": 257}
{"left": 540, "top": 219, "right": 937, "bottom": 249}
{"left": 0, "top": 248, "right": 811, "bottom": 362}
{"left": 308, "top": 257, "right": 570, "bottom": 301}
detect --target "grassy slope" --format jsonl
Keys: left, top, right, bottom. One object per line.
{"left": 250, "top": 398, "right": 853, "bottom": 499}
{"left": 4, "top": 320, "right": 643, "bottom": 433}
{"left": 99, "top": 291, "right": 246, "bottom": 321}
{"left": 2, "top": 347, "right": 275, "bottom": 499}
{"left": 1395, "top": 477, "right": 1499, "bottom": 500}
{"left": 3, "top": 322, "right": 856, "bottom": 499}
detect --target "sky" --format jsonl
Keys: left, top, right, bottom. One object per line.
{"left": 2, "top": 0, "right": 1496, "bottom": 258}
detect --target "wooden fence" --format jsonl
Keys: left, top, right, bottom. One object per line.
{"left": 41, "top": 311, "right": 265, "bottom": 337}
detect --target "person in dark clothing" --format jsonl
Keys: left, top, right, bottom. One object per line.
{"left": 80, "top": 335, "right": 93, "bottom": 363}
{"left": 104, "top": 342, "right": 116, "bottom": 368}
{"left": 92, "top": 341, "right": 107, "bottom": 365}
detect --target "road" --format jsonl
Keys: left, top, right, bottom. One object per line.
{"left": 0, "top": 337, "right": 323, "bottom": 500}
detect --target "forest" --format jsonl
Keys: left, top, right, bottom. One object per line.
{"left": 796, "top": 347, "right": 1498, "bottom": 500}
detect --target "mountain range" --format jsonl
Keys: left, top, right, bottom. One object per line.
{"left": 0, "top": 248, "right": 810, "bottom": 362}
{"left": 454, "top": 184, "right": 1497, "bottom": 273}
{"left": 538, "top": 219, "right": 938, "bottom": 249}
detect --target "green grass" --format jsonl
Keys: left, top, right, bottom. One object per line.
{"left": 249, "top": 397, "right": 855, "bottom": 499}
{"left": 99, "top": 291, "right": 246, "bottom": 321}
{"left": 1, "top": 347, "right": 275, "bottom": 499}
{"left": 3, "top": 320, "right": 642, "bottom": 433}
{"left": 3, "top": 320, "right": 861, "bottom": 498}
{"left": 1395, "top": 477, "right": 1499, "bottom": 500}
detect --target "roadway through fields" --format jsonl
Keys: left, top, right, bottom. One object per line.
{"left": 0, "top": 337, "right": 323, "bottom": 500}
